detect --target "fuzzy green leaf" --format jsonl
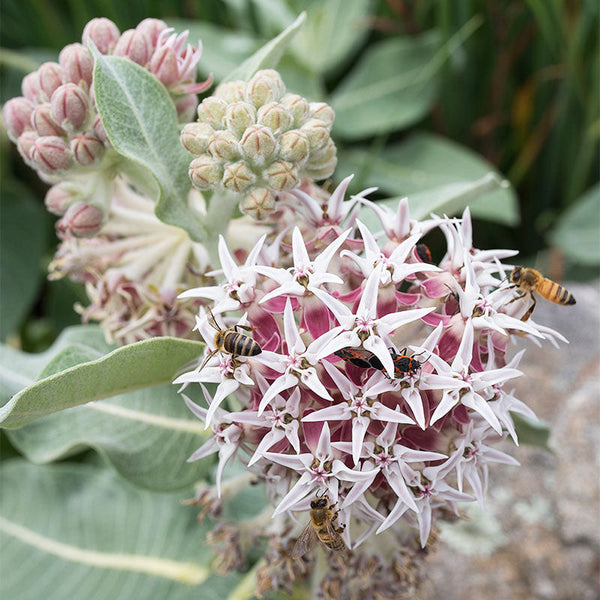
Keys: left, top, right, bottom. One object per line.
{"left": 90, "top": 48, "right": 206, "bottom": 241}
{"left": 331, "top": 33, "right": 439, "bottom": 139}
{"left": 0, "top": 330, "right": 204, "bottom": 429}
{"left": 512, "top": 413, "right": 553, "bottom": 452}
{"left": 0, "top": 461, "right": 245, "bottom": 600}
{"left": 342, "top": 133, "right": 519, "bottom": 225}
{"left": 223, "top": 12, "right": 306, "bottom": 82}
{"left": 549, "top": 183, "right": 600, "bottom": 265}
{"left": 290, "top": 0, "right": 372, "bottom": 75}
{"left": 0, "top": 327, "right": 212, "bottom": 490}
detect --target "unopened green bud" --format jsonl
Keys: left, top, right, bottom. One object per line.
{"left": 257, "top": 102, "right": 292, "bottom": 135}
{"left": 240, "top": 125, "right": 277, "bottom": 162}
{"left": 309, "top": 138, "right": 336, "bottom": 164}
{"left": 300, "top": 118, "right": 331, "bottom": 150}
{"left": 265, "top": 159, "right": 299, "bottom": 191}
{"left": 240, "top": 187, "right": 275, "bottom": 220}
{"left": 245, "top": 70, "right": 285, "bottom": 108}
{"left": 309, "top": 102, "right": 335, "bottom": 126}
{"left": 222, "top": 160, "right": 256, "bottom": 192}
{"left": 224, "top": 101, "right": 256, "bottom": 136}
{"left": 281, "top": 93, "right": 309, "bottom": 126}
{"left": 279, "top": 130, "right": 309, "bottom": 163}
{"left": 189, "top": 154, "right": 223, "bottom": 190}
{"left": 181, "top": 122, "right": 213, "bottom": 155}
{"left": 304, "top": 155, "right": 337, "bottom": 180}
{"left": 215, "top": 81, "right": 245, "bottom": 103}
{"left": 197, "top": 97, "right": 227, "bottom": 127}
{"left": 209, "top": 130, "right": 240, "bottom": 161}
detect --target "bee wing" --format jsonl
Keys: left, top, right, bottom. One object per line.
{"left": 291, "top": 524, "right": 318, "bottom": 559}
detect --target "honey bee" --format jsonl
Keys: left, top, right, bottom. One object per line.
{"left": 508, "top": 266, "right": 576, "bottom": 322}
{"left": 291, "top": 493, "right": 347, "bottom": 559}
{"left": 199, "top": 307, "right": 262, "bottom": 370}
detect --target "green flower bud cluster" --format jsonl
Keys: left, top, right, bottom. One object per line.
{"left": 181, "top": 69, "right": 337, "bottom": 220}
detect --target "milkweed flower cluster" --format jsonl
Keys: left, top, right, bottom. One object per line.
{"left": 176, "top": 178, "right": 567, "bottom": 594}
{"left": 181, "top": 69, "right": 336, "bottom": 220}
{"left": 2, "top": 17, "right": 211, "bottom": 238}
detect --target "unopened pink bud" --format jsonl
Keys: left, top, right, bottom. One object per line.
{"left": 17, "top": 131, "right": 38, "bottom": 160}
{"left": 2, "top": 97, "right": 34, "bottom": 140}
{"left": 189, "top": 155, "right": 223, "bottom": 190}
{"left": 30, "top": 135, "right": 72, "bottom": 172}
{"left": 82, "top": 18, "right": 120, "bottom": 54}
{"left": 240, "top": 187, "right": 275, "bottom": 220}
{"left": 265, "top": 159, "right": 299, "bottom": 191}
{"left": 114, "top": 29, "right": 152, "bottom": 66}
{"left": 240, "top": 125, "right": 277, "bottom": 161}
{"left": 38, "top": 62, "right": 65, "bottom": 101}
{"left": 93, "top": 115, "right": 109, "bottom": 143}
{"left": 22, "top": 71, "right": 41, "bottom": 102}
{"left": 59, "top": 201, "right": 105, "bottom": 238}
{"left": 59, "top": 43, "right": 93, "bottom": 87}
{"left": 51, "top": 84, "right": 89, "bottom": 129}
{"left": 222, "top": 160, "right": 256, "bottom": 192}
{"left": 70, "top": 132, "right": 105, "bottom": 165}
{"left": 31, "top": 103, "right": 64, "bottom": 136}
{"left": 149, "top": 44, "right": 179, "bottom": 87}
{"left": 175, "top": 95, "right": 197, "bottom": 122}
{"left": 45, "top": 183, "right": 76, "bottom": 215}
{"left": 136, "top": 19, "right": 168, "bottom": 47}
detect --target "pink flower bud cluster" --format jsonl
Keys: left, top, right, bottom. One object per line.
{"left": 181, "top": 70, "right": 337, "bottom": 221}
{"left": 175, "top": 177, "right": 567, "bottom": 575}
{"left": 2, "top": 17, "right": 210, "bottom": 237}
{"left": 49, "top": 178, "right": 213, "bottom": 344}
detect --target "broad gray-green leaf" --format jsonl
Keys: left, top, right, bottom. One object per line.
{"left": 512, "top": 413, "right": 552, "bottom": 452}
{"left": 7, "top": 383, "right": 212, "bottom": 491}
{"left": 0, "top": 325, "right": 107, "bottom": 403}
{"left": 0, "top": 461, "right": 245, "bottom": 600}
{"left": 549, "top": 183, "right": 600, "bottom": 265}
{"left": 168, "top": 21, "right": 259, "bottom": 82}
{"left": 223, "top": 12, "right": 306, "bottom": 82}
{"left": 90, "top": 48, "right": 206, "bottom": 241}
{"left": 290, "top": 0, "right": 372, "bottom": 75}
{"left": 330, "top": 32, "right": 439, "bottom": 139}
{"left": 342, "top": 133, "right": 519, "bottom": 225}
{"left": 0, "top": 333, "right": 204, "bottom": 429}
{"left": 331, "top": 16, "right": 482, "bottom": 139}
{"left": 0, "top": 180, "right": 48, "bottom": 340}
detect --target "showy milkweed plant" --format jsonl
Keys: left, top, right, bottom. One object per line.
{"left": 1, "top": 13, "right": 569, "bottom": 600}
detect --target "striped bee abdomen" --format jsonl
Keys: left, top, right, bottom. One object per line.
{"left": 537, "top": 278, "right": 576, "bottom": 306}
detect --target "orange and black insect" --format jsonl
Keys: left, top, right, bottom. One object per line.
{"left": 334, "top": 347, "right": 384, "bottom": 371}
{"left": 390, "top": 347, "right": 424, "bottom": 377}
{"left": 199, "top": 307, "right": 262, "bottom": 370}
{"left": 415, "top": 243, "right": 433, "bottom": 264}
{"left": 508, "top": 266, "right": 576, "bottom": 322}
